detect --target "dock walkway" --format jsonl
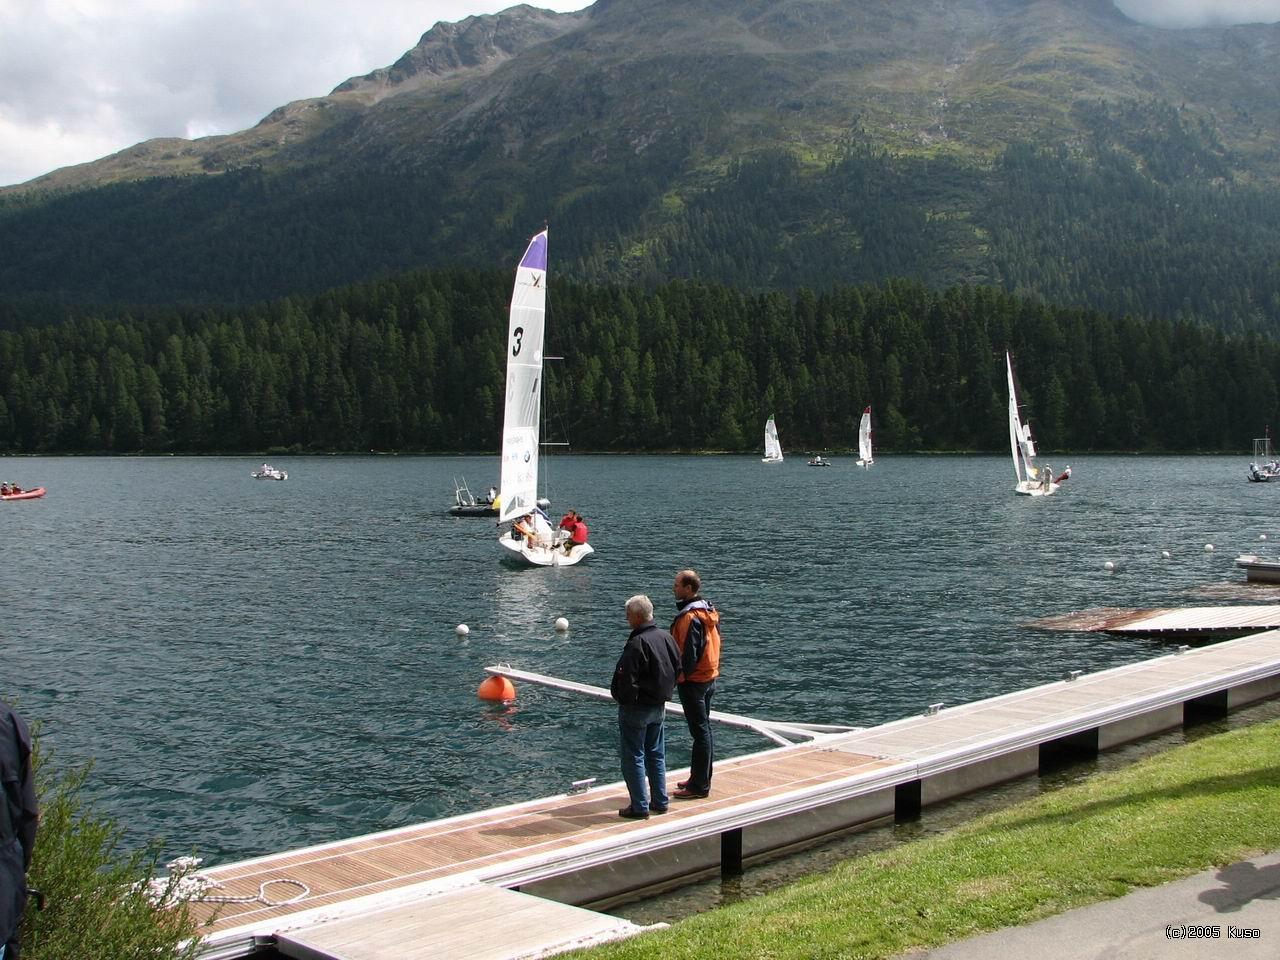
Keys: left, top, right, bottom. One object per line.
{"left": 195, "top": 630, "right": 1280, "bottom": 960}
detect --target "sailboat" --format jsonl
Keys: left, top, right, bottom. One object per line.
{"left": 762, "top": 416, "right": 784, "bottom": 463}
{"left": 855, "top": 406, "right": 873, "bottom": 468}
{"left": 496, "top": 228, "right": 593, "bottom": 566}
{"left": 1006, "top": 352, "right": 1066, "bottom": 497}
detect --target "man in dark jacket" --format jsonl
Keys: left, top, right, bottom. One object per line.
{"left": 610, "top": 594, "right": 680, "bottom": 820}
{"left": 1, "top": 701, "right": 37, "bottom": 960}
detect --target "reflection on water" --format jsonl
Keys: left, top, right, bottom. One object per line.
{"left": 3, "top": 453, "right": 1277, "bottom": 864}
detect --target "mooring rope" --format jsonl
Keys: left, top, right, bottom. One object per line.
{"left": 199, "top": 877, "right": 311, "bottom": 907}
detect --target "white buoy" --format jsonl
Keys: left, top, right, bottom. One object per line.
{"left": 1161, "top": 551, "right": 1171, "bottom": 560}
{"left": 1204, "top": 544, "right": 1215, "bottom": 553}
{"left": 1103, "top": 561, "right": 1115, "bottom": 572}
{"left": 554, "top": 617, "right": 569, "bottom": 633}
{"left": 1261, "top": 534, "right": 1269, "bottom": 541}
{"left": 455, "top": 624, "right": 470, "bottom": 637}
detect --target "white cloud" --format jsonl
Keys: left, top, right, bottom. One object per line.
{"left": 1113, "top": 0, "right": 1280, "bottom": 27}
{"left": 0, "top": 0, "right": 590, "bottom": 187}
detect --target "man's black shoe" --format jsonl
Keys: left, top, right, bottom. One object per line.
{"left": 618, "top": 806, "right": 650, "bottom": 820}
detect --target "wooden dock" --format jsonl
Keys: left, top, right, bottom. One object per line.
{"left": 194, "top": 630, "right": 1280, "bottom": 960}
{"left": 1027, "top": 605, "right": 1280, "bottom": 638}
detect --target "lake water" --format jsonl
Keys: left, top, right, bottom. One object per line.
{"left": 2, "top": 454, "right": 1272, "bottom": 866}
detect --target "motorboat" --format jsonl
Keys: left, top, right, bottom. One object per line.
{"left": 0, "top": 486, "right": 45, "bottom": 501}
{"left": 807, "top": 456, "right": 832, "bottom": 467}
{"left": 252, "top": 463, "right": 288, "bottom": 481}
{"left": 449, "top": 477, "right": 499, "bottom": 516}
{"left": 1248, "top": 436, "right": 1280, "bottom": 482}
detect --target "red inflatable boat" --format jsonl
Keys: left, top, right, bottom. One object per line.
{"left": 0, "top": 487, "right": 45, "bottom": 501}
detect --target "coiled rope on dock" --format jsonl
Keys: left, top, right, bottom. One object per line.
{"left": 200, "top": 877, "right": 310, "bottom": 906}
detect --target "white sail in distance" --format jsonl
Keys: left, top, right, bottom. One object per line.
{"left": 857, "top": 406, "right": 873, "bottom": 466}
{"left": 763, "top": 416, "right": 783, "bottom": 462}
{"left": 498, "top": 229, "right": 548, "bottom": 523}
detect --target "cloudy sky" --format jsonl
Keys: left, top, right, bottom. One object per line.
{"left": 1, "top": 0, "right": 1278, "bottom": 188}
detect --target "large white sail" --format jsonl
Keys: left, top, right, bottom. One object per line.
{"left": 1007, "top": 352, "right": 1059, "bottom": 495}
{"left": 763, "top": 416, "right": 783, "bottom": 462}
{"left": 497, "top": 230, "right": 548, "bottom": 523}
{"left": 857, "top": 406, "right": 873, "bottom": 466}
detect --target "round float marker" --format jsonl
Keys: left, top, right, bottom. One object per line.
{"left": 1261, "top": 534, "right": 1269, "bottom": 541}
{"left": 1204, "top": 544, "right": 1215, "bottom": 553}
{"left": 554, "top": 617, "right": 569, "bottom": 632}
{"left": 477, "top": 675, "right": 516, "bottom": 702}
{"left": 456, "top": 624, "right": 470, "bottom": 637}
{"left": 1161, "top": 550, "right": 1171, "bottom": 560}
{"left": 1103, "top": 560, "right": 1115, "bottom": 572}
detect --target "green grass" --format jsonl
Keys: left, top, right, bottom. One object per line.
{"left": 575, "top": 715, "right": 1280, "bottom": 959}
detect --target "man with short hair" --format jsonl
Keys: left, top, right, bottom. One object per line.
{"left": 670, "top": 569, "right": 722, "bottom": 800}
{"left": 1, "top": 700, "right": 38, "bottom": 960}
{"left": 610, "top": 594, "right": 680, "bottom": 820}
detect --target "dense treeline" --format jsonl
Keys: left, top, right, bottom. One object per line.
{"left": 1, "top": 269, "right": 1276, "bottom": 454}
{"left": 2, "top": 111, "right": 1279, "bottom": 337}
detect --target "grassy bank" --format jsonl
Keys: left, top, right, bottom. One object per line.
{"left": 577, "top": 715, "right": 1280, "bottom": 959}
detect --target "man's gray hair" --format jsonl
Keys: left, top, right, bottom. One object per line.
{"left": 625, "top": 594, "right": 654, "bottom": 621}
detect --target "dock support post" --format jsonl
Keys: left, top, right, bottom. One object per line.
{"left": 1185, "top": 690, "right": 1229, "bottom": 724}
{"left": 1039, "top": 728, "right": 1098, "bottom": 769}
{"left": 895, "top": 780, "right": 922, "bottom": 822}
{"left": 721, "top": 829, "right": 743, "bottom": 877}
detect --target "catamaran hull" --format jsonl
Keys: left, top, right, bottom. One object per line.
{"left": 1014, "top": 482, "right": 1060, "bottom": 497}
{"left": 761, "top": 457, "right": 783, "bottom": 464}
{"left": 498, "top": 537, "right": 594, "bottom": 567}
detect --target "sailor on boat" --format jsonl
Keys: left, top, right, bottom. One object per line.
{"left": 511, "top": 508, "right": 554, "bottom": 548}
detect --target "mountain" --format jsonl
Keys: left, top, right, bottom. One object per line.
{"left": 1, "top": 0, "right": 1279, "bottom": 329}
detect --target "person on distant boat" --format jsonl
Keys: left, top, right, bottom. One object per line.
{"left": 1, "top": 698, "right": 38, "bottom": 960}
{"left": 486, "top": 486, "right": 498, "bottom": 504}
{"left": 610, "top": 594, "right": 680, "bottom": 820}
{"left": 0, "top": 484, "right": 8, "bottom": 496}
{"left": 1041, "top": 465, "right": 1053, "bottom": 492}
{"left": 6, "top": 483, "right": 19, "bottom": 495}
{"left": 670, "top": 569, "right": 722, "bottom": 801}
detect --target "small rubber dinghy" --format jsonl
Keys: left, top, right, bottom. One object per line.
{"left": 0, "top": 486, "right": 46, "bottom": 501}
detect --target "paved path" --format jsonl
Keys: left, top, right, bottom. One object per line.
{"left": 918, "top": 852, "right": 1280, "bottom": 959}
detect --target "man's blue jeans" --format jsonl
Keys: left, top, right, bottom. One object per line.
{"left": 678, "top": 679, "right": 716, "bottom": 793}
{"left": 618, "top": 703, "right": 668, "bottom": 813}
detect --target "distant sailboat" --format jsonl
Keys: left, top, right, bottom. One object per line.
{"left": 1007, "top": 352, "right": 1066, "bottom": 497}
{"left": 496, "top": 228, "right": 593, "bottom": 566}
{"left": 762, "top": 416, "right": 784, "bottom": 463}
{"left": 856, "top": 406, "right": 873, "bottom": 468}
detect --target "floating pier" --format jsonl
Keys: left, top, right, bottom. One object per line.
{"left": 194, "top": 630, "right": 1280, "bottom": 960}
{"left": 1028, "top": 605, "right": 1280, "bottom": 638}
{"left": 1235, "top": 554, "right": 1280, "bottom": 584}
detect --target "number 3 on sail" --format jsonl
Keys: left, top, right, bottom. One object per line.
{"left": 496, "top": 228, "right": 594, "bottom": 566}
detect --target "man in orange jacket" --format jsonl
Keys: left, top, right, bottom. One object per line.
{"left": 669, "top": 569, "right": 721, "bottom": 800}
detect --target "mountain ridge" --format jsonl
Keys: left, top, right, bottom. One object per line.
{"left": 1, "top": 0, "right": 1279, "bottom": 329}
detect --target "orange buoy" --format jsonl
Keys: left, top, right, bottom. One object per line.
{"left": 477, "top": 675, "right": 516, "bottom": 702}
